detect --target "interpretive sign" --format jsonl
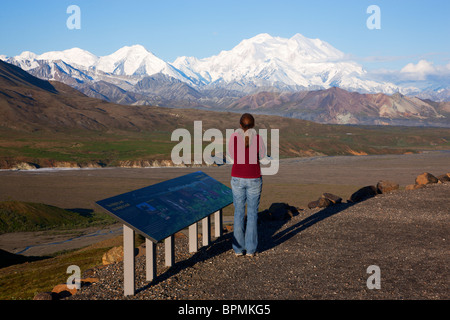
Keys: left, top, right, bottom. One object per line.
{"left": 96, "top": 171, "right": 233, "bottom": 243}
{"left": 96, "top": 171, "right": 233, "bottom": 296}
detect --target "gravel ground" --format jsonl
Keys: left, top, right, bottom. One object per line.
{"left": 67, "top": 183, "right": 449, "bottom": 300}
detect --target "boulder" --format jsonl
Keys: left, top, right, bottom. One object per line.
{"left": 321, "top": 193, "right": 342, "bottom": 204}
{"left": 268, "top": 203, "right": 288, "bottom": 220}
{"left": 376, "top": 180, "right": 399, "bottom": 194}
{"left": 102, "top": 246, "right": 124, "bottom": 265}
{"left": 405, "top": 184, "right": 425, "bottom": 190}
{"left": 265, "top": 203, "right": 298, "bottom": 220}
{"left": 81, "top": 277, "right": 99, "bottom": 286}
{"left": 307, "top": 193, "right": 341, "bottom": 209}
{"left": 136, "top": 243, "right": 146, "bottom": 257}
{"left": 52, "top": 284, "right": 78, "bottom": 298}
{"left": 287, "top": 205, "right": 301, "bottom": 218}
{"left": 318, "top": 197, "right": 332, "bottom": 208}
{"left": 415, "top": 172, "right": 438, "bottom": 185}
{"left": 174, "top": 231, "right": 187, "bottom": 239}
{"left": 308, "top": 200, "right": 319, "bottom": 209}
{"left": 349, "top": 186, "right": 378, "bottom": 203}
{"left": 437, "top": 173, "right": 450, "bottom": 183}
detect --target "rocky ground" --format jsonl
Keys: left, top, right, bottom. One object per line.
{"left": 66, "top": 182, "right": 449, "bottom": 300}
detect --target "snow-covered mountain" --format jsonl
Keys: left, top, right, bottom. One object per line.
{"left": 6, "top": 45, "right": 197, "bottom": 85}
{"left": 2, "top": 32, "right": 449, "bottom": 108}
{"left": 3, "top": 33, "right": 408, "bottom": 94}
{"left": 173, "top": 33, "right": 401, "bottom": 94}
{"left": 93, "top": 45, "right": 191, "bottom": 82}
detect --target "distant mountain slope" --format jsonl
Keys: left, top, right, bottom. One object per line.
{"left": 0, "top": 59, "right": 57, "bottom": 93}
{"left": 226, "top": 87, "right": 450, "bottom": 127}
{"left": 0, "top": 60, "right": 183, "bottom": 132}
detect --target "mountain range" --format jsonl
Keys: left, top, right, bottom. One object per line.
{"left": 1, "top": 58, "right": 450, "bottom": 170}
{"left": 2, "top": 33, "right": 450, "bottom": 126}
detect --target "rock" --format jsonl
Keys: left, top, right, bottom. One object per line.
{"left": 349, "top": 186, "right": 378, "bottom": 202}
{"left": 101, "top": 245, "right": 143, "bottom": 265}
{"left": 318, "top": 197, "right": 332, "bottom": 208}
{"left": 321, "top": 193, "right": 342, "bottom": 204}
{"left": 437, "top": 173, "right": 450, "bottom": 183}
{"left": 268, "top": 203, "right": 289, "bottom": 220}
{"left": 376, "top": 180, "right": 399, "bottom": 194}
{"left": 308, "top": 200, "right": 319, "bottom": 209}
{"left": 308, "top": 193, "right": 341, "bottom": 209}
{"left": 405, "top": 184, "right": 425, "bottom": 190}
{"left": 52, "top": 284, "right": 78, "bottom": 298}
{"left": 80, "top": 268, "right": 97, "bottom": 278}
{"left": 102, "top": 246, "right": 124, "bottom": 265}
{"left": 259, "top": 203, "right": 299, "bottom": 220}
{"left": 81, "top": 277, "right": 99, "bottom": 286}
{"left": 287, "top": 205, "right": 301, "bottom": 218}
{"left": 136, "top": 243, "right": 146, "bottom": 257}
{"left": 174, "top": 231, "right": 187, "bottom": 239}
{"left": 415, "top": 172, "right": 438, "bottom": 185}
{"left": 33, "top": 292, "right": 56, "bottom": 300}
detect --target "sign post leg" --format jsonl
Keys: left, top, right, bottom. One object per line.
{"left": 146, "top": 238, "right": 157, "bottom": 281}
{"left": 123, "top": 225, "right": 135, "bottom": 296}
{"left": 165, "top": 235, "right": 174, "bottom": 267}
{"left": 214, "top": 209, "right": 223, "bottom": 238}
{"left": 202, "top": 215, "right": 211, "bottom": 246}
{"left": 189, "top": 222, "right": 198, "bottom": 253}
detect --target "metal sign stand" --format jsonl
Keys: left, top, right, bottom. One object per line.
{"left": 123, "top": 209, "right": 223, "bottom": 296}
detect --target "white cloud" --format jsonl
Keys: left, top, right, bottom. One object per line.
{"left": 400, "top": 60, "right": 450, "bottom": 80}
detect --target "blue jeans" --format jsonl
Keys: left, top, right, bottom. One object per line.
{"left": 231, "top": 176, "right": 263, "bottom": 254}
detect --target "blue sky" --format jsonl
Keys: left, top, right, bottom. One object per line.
{"left": 1, "top": 0, "right": 449, "bottom": 72}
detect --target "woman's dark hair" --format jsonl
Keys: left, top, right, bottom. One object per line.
{"left": 240, "top": 113, "right": 255, "bottom": 148}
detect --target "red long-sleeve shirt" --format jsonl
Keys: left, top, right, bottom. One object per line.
{"left": 228, "top": 131, "right": 266, "bottom": 178}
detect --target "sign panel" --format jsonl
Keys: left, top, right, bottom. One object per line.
{"left": 96, "top": 171, "right": 233, "bottom": 243}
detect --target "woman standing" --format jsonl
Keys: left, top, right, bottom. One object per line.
{"left": 228, "top": 113, "right": 266, "bottom": 257}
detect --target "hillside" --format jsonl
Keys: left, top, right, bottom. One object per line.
{"left": 1, "top": 59, "right": 450, "bottom": 169}
{"left": 0, "top": 201, "right": 114, "bottom": 233}
{"left": 226, "top": 87, "right": 450, "bottom": 126}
